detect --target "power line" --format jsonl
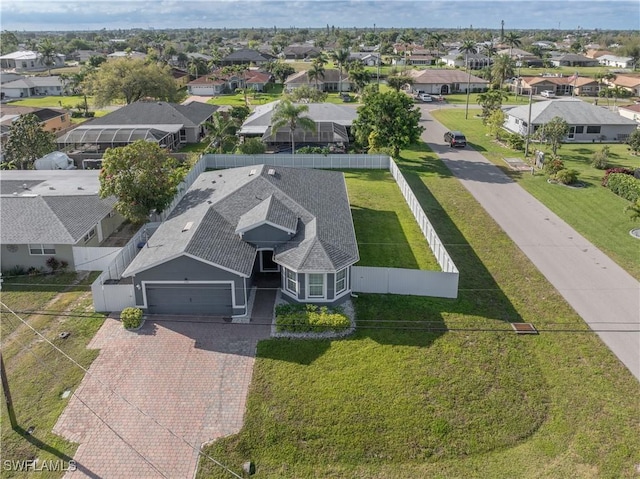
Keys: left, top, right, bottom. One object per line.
{"left": 1, "top": 302, "right": 245, "bottom": 479}
{"left": 0, "top": 313, "right": 170, "bottom": 479}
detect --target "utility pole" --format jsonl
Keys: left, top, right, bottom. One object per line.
{"left": 524, "top": 86, "right": 534, "bottom": 159}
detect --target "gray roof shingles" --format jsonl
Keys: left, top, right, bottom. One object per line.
{"left": 506, "top": 98, "right": 638, "bottom": 125}
{"left": 123, "top": 165, "right": 359, "bottom": 277}
{"left": 87, "top": 101, "right": 217, "bottom": 128}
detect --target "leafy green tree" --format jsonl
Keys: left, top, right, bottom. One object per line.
{"left": 204, "top": 112, "right": 238, "bottom": 153}
{"left": 535, "top": 116, "right": 569, "bottom": 157}
{"left": 330, "top": 48, "right": 350, "bottom": 92}
{"left": 266, "top": 61, "right": 295, "bottom": 84}
{"left": 486, "top": 109, "right": 506, "bottom": 139}
{"left": 84, "top": 58, "right": 178, "bottom": 106}
{"left": 1, "top": 31, "right": 19, "bottom": 55}
{"left": 237, "top": 138, "right": 267, "bottom": 154}
{"left": 37, "top": 38, "right": 57, "bottom": 75}
{"left": 386, "top": 75, "right": 413, "bottom": 92}
{"left": 477, "top": 89, "right": 508, "bottom": 121}
{"left": 625, "top": 199, "right": 640, "bottom": 221}
{"left": 308, "top": 61, "right": 325, "bottom": 89}
{"left": 286, "top": 84, "right": 327, "bottom": 103}
{"left": 491, "top": 54, "right": 515, "bottom": 89}
{"left": 503, "top": 32, "right": 522, "bottom": 56}
{"left": 352, "top": 90, "right": 424, "bottom": 157}
{"left": 270, "top": 99, "right": 316, "bottom": 154}
{"left": 230, "top": 105, "right": 250, "bottom": 124}
{"left": 460, "top": 39, "right": 478, "bottom": 120}
{"left": 347, "top": 61, "right": 371, "bottom": 93}
{"left": 2, "top": 114, "right": 56, "bottom": 170}
{"left": 99, "top": 140, "right": 185, "bottom": 224}
{"left": 188, "top": 56, "right": 209, "bottom": 79}
{"left": 627, "top": 129, "right": 640, "bottom": 155}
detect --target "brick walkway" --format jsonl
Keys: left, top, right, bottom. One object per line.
{"left": 54, "top": 302, "right": 272, "bottom": 478}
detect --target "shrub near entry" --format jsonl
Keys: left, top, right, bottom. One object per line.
{"left": 120, "top": 307, "right": 143, "bottom": 329}
{"left": 606, "top": 173, "right": 640, "bottom": 203}
{"left": 275, "top": 303, "right": 350, "bottom": 333}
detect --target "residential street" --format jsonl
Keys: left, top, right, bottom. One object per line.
{"left": 419, "top": 107, "right": 640, "bottom": 381}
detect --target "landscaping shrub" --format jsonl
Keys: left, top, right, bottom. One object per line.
{"left": 602, "top": 167, "right": 634, "bottom": 187}
{"left": 236, "top": 138, "right": 266, "bottom": 154}
{"left": 120, "top": 307, "right": 143, "bottom": 329}
{"left": 506, "top": 133, "right": 524, "bottom": 151}
{"left": 275, "top": 303, "right": 350, "bottom": 333}
{"left": 5, "top": 265, "right": 26, "bottom": 277}
{"left": 606, "top": 173, "right": 640, "bottom": 203}
{"left": 544, "top": 158, "right": 566, "bottom": 176}
{"left": 590, "top": 145, "right": 610, "bottom": 170}
{"left": 46, "top": 257, "right": 60, "bottom": 272}
{"left": 554, "top": 168, "right": 579, "bottom": 185}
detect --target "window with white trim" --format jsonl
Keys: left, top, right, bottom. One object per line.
{"left": 308, "top": 273, "right": 325, "bottom": 298}
{"left": 285, "top": 268, "right": 297, "bottom": 294}
{"left": 29, "top": 244, "right": 56, "bottom": 255}
{"left": 335, "top": 268, "right": 347, "bottom": 294}
{"left": 83, "top": 227, "right": 96, "bottom": 243}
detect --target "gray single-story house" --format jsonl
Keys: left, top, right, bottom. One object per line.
{"left": 238, "top": 100, "right": 357, "bottom": 151}
{"left": 406, "top": 69, "right": 489, "bottom": 95}
{"left": 503, "top": 98, "right": 638, "bottom": 142}
{"left": 57, "top": 100, "right": 218, "bottom": 153}
{"left": 1, "top": 76, "right": 67, "bottom": 98}
{"left": 0, "top": 170, "right": 124, "bottom": 272}
{"left": 121, "top": 165, "right": 360, "bottom": 317}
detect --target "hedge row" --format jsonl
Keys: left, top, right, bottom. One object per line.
{"left": 275, "top": 303, "right": 350, "bottom": 333}
{"left": 601, "top": 167, "right": 634, "bottom": 187}
{"left": 606, "top": 173, "right": 640, "bottom": 203}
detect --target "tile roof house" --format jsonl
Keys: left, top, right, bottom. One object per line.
{"left": 122, "top": 165, "right": 359, "bottom": 316}
{"left": 0, "top": 170, "right": 124, "bottom": 272}
{"left": 406, "top": 69, "right": 489, "bottom": 95}
{"left": 1, "top": 76, "right": 67, "bottom": 98}
{"left": 517, "top": 75, "right": 600, "bottom": 97}
{"left": 187, "top": 69, "right": 272, "bottom": 96}
{"left": 503, "top": 98, "right": 637, "bottom": 142}
{"left": 605, "top": 73, "right": 640, "bottom": 97}
{"left": 220, "top": 49, "right": 275, "bottom": 66}
{"left": 618, "top": 103, "right": 640, "bottom": 123}
{"left": 57, "top": 100, "right": 217, "bottom": 153}
{"left": 284, "top": 69, "right": 352, "bottom": 92}
{"left": 238, "top": 100, "right": 357, "bottom": 151}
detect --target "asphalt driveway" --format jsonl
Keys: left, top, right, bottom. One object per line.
{"left": 419, "top": 106, "right": 640, "bottom": 381}
{"left": 54, "top": 310, "right": 271, "bottom": 478}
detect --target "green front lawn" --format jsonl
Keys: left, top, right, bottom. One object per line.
{"left": 197, "top": 149, "right": 639, "bottom": 478}
{"left": 1, "top": 273, "right": 105, "bottom": 478}
{"left": 431, "top": 108, "right": 640, "bottom": 280}
{"left": 7, "top": 95, "right": 97, "bottom": 109}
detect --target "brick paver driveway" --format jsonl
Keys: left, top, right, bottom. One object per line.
{"left": 54, "top": 308, "right": 271, "bottom": 478}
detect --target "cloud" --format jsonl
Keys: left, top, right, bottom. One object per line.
{"left": 0, "top": 0, "right": 637, "bottom": 30}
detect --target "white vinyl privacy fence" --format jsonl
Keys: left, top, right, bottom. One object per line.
{"left": 72, "top": 246, "right": 122, "bottom": 272}
{"left": 92, "top": 154, "right": 459, "bottom": 312}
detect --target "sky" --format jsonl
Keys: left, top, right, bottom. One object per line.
{"left": 0, "top": 0, "right": 638, "bottom": 32}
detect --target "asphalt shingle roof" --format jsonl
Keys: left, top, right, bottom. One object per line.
{"left": 505, "top": 98, "right": 638, "bottom": 125}
{"left": 123, "top": 165, "right": 359, "bottom": 277}
{"left": 87, "top": 101, "right": 217, "bottom": 128}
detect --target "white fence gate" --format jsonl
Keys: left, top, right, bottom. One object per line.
{"left": 72, "top": 247, "right": 122, "bottom": 272}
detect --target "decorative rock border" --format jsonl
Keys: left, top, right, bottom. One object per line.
{"left": 630, "top": 228, "right": 640, "bottom": 240}
{"left": 547, "top": 178, "right": 586, "bottom": 189}
{"left": 270, "top": 291, "right": 357, "bottom": 340}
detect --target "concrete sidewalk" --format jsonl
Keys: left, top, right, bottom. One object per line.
{"left": 419, "top": 108, "right": 640, "bottom": 381}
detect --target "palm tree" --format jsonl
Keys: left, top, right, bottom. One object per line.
{"left": 270, "top": 99, "right": 316, "bottom": 154}
{"left": 503, "top": 32, "right": 522, "bottom": 57}
{"left": 308, "top": 60, "right": 325, "bottom": 90}
{"left": 188, "top": 56, "right": 208, "bottom": 79}
{"left": 330, "top": 48, "right": 350, "bottom": 93}
{"left": 397, "top": 31, "right": 414, "bottom": 72}
{"left": 204, "top": 112, "right": 238, "bottom": 153}
{"left": 481, "top": 43, "right": 497, "bottom": 61}
{"left": 37, "top": 39, "right": 57, "bottom": 75}
{"left": 491, "top": 53, "right": 515, "bottom": 90}
{"left": 459, "top": 39, "right": 478, "bottom": 120}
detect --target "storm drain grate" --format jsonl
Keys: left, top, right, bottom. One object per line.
{"left": 511, "top": 323, "right": 538, "bottom": 335}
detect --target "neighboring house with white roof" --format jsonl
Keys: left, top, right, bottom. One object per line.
{"left": 0, "top": 170, "right": 125, "bottom": 272}
{"left": 440, "top": 51, "right": 492, "bottom": 69}
{"left": 503, "top": 98, "right": 638, "bottom": 142}
{"left": 406, "top": 69, "right": 489, "bottom": 94}
{"left": 618, "top": 103, "right": 640, "bottom": 123}
{"left": 0, "top": 50, "right": 65, "bottom": 72}
{"left": 107, "top": 51, "right": 147, "bottom": 61}
{"left": 239, "top": 100, "right": 357, "bottom": 150}
{"left": 1, "top": 76, "right": 67, "bottom": 98}
{"left": 598, "top": 55, "right": 635, "bottom": 69}
{"left": 57, "top": 100, "right": 218, "bottom": 153}
{"left": 121, "top": 165, "right": 359, "bottom": 316}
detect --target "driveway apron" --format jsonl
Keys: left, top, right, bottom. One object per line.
{"left": 420, "top": 107, "right": 640, "bottom": 381}
{"left": 54, "top": 291, "right": 274, "bottom": 478}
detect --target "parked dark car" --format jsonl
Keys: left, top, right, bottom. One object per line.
{"left": 444, "top": 130, "right": 467, "bottom": 147}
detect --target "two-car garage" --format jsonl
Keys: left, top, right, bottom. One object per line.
{"left": 144, "top": 283, "right": 234, "bottom": 316}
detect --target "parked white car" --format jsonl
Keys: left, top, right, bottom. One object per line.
{"left": 540, "top": 90, "right": 556, "bottom": 98}
{"left": 417, "top": 93, "right": 433, "bottom": 102}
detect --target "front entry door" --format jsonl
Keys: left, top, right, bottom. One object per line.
{"left": 261, "top": 250, "right": 279, "bottom": 272}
